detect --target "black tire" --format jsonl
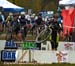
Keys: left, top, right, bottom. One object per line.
{"left": 35, "top": 28, "right": 52, "bottom": 43}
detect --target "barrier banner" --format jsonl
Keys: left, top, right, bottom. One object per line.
{"left": 0, "top": 40, "right": 6, "bottom": 51}
{"left": 1, "top": 50, "right": 16, "bottom": 62}
{"left": 56, "top": 51, "right": 68, "bottom": 63}
{"left": 15, "top": 50, "right": 75, "bottom": 63}
{"left": 58, "top": 42, "right": 75, "bottom": 51}
{"left": 16, "top": 50, "right": 29, "bottom": 63}
{"left": 23, "top": 41, "right": 36, "bottom": 49}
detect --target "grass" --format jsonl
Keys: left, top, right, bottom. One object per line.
{"left": 1, "top": 64, "right": 75, "bottom": 66}
{"left": 0, "top": 62, "right": 75, "bottom": 66}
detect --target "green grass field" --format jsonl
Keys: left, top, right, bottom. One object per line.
{"left": 1, "top": 63, "right": 75, "bottom": 66}
{"left": 0, "top": 61, "right": 75, "bottom": 66}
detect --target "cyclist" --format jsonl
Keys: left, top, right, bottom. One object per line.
{"left": 18, "top": 12, "right": 29, "bottom": 41}
{"left": 11, "top": 14, "right": 21, "bottom": 41}
{"left": 49, "top": 14, "right": 63, "bottom": 50}
{"left": 6, "top": 13, "right": 13, "bottom": 33}
{"left": 0, "top": 12, "right": 5, "bottom": 32}
{"left": 35, "top": 13, "right": 44, "bottom": 35}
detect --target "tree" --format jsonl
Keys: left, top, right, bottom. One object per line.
{"left": 8, "top": 0, "right": 59, "bottom": 13}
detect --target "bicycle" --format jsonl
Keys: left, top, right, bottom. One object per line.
{"left": 35, "top": 24, "right": 52, "bottom": 43}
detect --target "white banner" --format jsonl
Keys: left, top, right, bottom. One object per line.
{"left": 15, "top": 50, "right": 75, "bottom": 64}
{"left": 31, "top": 50, "right": 55, "bottom": 64}
{"left": 59, "top": 0, "right": 75, "bottom": 5}
{"left": 68, "top": 51, "right": 75, "bottom": 64}
{"left": 0, "top": 40, "right": 6, "bottom": 51}
{"left": 58, "top": 42, "right": 75, "bottom": 51}
{"left": 41, "top": 41, "right": 75, "bottom": 51}
{"left": 16, "top": 50, "right": 29, "bottom": 63}
{"left": 56, "top": 51, "right": 69, "bottom": 63}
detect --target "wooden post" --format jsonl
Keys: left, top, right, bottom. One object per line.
{"left": 29, "top": 49, "right": 31, "bottom": 63}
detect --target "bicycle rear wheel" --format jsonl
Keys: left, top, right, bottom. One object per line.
{"left": 35, "top": 28, "right": 52, "bottom": 43}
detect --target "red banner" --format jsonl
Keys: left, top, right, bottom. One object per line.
{"left": 61, "top": 9, "right": 75, "bottom": 35}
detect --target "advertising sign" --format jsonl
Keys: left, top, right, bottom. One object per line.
{"left": 1, "top": 50, "right": 16, "bottom": 62}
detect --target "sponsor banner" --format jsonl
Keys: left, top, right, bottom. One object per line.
{"left": 23, "top": 41, "right": 36, "bottom": 49}
{"left": 14, "top": 50, "right": 75, "bottom": 63}
{"left": 1, "top": 50, "right": 16, "bottom": 61}
{"left": 56, "top": 51, "right": 69, "bottom": 63}
{"left": 5, "top": 40, "right": 17, "bottom": 49}
{"left": 16, "top": 50, "right": 29, "bottom": 63}
{"left": 31, "top": 50, "right": 55, "bottom": 64}
{"left": 31, "top": 50, "right": 75, "bottom": 63}
{"left": 42, "top": 41, "right": 75, "bottom": 51}
{"left": 58, "top": 42, "right": 75, "bottom": 51}
{"left": 31, "top": 50, "right": 69, "bottom": 63}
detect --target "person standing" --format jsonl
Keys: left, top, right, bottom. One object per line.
{"left": 49, "top": 14, "right": 63, "bottom": 51}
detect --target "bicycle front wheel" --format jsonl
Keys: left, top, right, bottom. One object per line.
{"left": 35, "top": 28, "right": 52, "bottom": 43}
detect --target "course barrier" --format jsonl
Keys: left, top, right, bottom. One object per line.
{"left": 0, "top": 40, "right": 75, "bottom": 63}
{"left": 15, "top": 50, "right": 75, "bottom": 64}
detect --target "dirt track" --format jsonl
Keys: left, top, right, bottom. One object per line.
{"left": 0, "top": 33, "right": 35, "bottom": 41}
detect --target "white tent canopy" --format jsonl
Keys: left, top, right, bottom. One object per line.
{"left": 59, "top": 0, "right": 75, "bottom": 5}
{"left": 0, "top": 0, "right": 24, "bottom": 12}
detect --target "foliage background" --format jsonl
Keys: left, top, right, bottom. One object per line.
{"left": 8, "top": 0, "right": 59, "bottom": 13}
